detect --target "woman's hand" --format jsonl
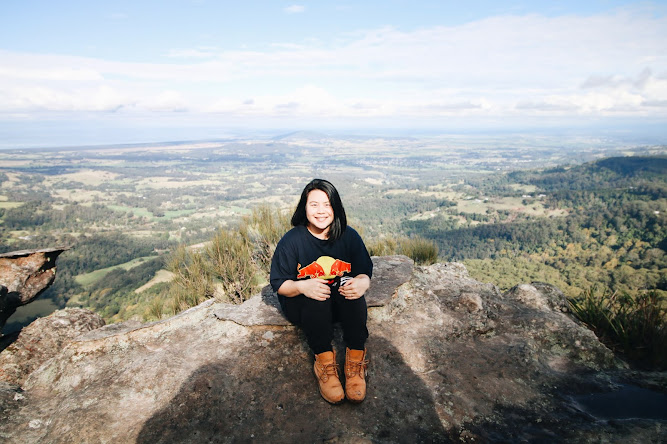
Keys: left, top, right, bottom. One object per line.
{"left": 296, "top": 278, "right": 331, "bottom": 301}
{"left": 339, "top": 274, "right": 370, "bottom": 300}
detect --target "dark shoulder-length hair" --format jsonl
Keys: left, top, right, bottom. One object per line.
{"left": 291, "top": 178, "right": 347, "bottom": 241}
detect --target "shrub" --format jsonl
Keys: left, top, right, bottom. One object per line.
{"left": 146, "top": 295, "right": 165, "bottom": 321}
{"left": 169, "top": 283, "right": 207, "bottom": 313}
{"left": 207, "top": 228, "right": 255, "bottom": 304}
{"left": 398, "top": 236, "right": 439, "bottom": 265}
{"left": 569, "top": 286, "right": 667, "bottom": 369}
{"left": 142, "top": 284, "right": 208, "bottom": 322}
{"left": 167, "top": 245, "right": 213, "bottom": 298}
{"left": 367, "top": 237, "right": 398, "bottom": 256}
{"left": 239, "top": 205, "right": 291, "bottom": 274}
{"left": 165, "top": 205, "right": 290, "bottom": 308}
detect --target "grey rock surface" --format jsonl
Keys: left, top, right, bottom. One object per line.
{"left": 0, "top": 256, "right": 665, "bottom": 443}
{"left": 0, "top": 308, "right": 105, "bottom": 386}
{"left": 366, "top": 255, "right": 414, "bottom": 307}
{"left": 213, "top": 285, "right": 290, "bottom": 326}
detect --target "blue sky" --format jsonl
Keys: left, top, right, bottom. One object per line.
{"left": 1, "top": 1, "right": 667, "bottom": 147}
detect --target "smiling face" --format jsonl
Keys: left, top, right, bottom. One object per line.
{"left": 305, "top": 189, "right": 334, "bottom": 239}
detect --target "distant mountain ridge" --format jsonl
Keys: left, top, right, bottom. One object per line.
{"left": 595, "top": 155, "right": 667, "bottom": 177}
{"left": 508, "top": 155, "right": 667, "bottom": 192}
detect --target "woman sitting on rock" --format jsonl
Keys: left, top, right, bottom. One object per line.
{"left": 270, "top": 178, "right": 373, "bottom": 404}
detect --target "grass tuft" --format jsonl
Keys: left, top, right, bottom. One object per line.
{"left": 368, "top": 235, "right": 439, "bottom": 265}
{"left": 569, "top": 286, "right": 667, "bottom": 369}
{"left": 398, "top": 236, "right": 439, "bottom": 265}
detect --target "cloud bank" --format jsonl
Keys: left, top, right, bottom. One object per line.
{"left": 1, "top": 7, "right": 666, "bottom": 128}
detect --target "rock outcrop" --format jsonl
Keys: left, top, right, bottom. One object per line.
{"left": 0, "top": 308, "right": 105, "bottom": 386}
{"left": 0, "top": 256, "right": 665, "bottom": 443}
{"left": 0, "top": 248, "right": 69, "bottom": 331}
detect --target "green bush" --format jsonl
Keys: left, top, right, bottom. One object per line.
{"left": 141, "top": 283, "right": 207, "bottom": 322}
{"left": 165, "top": 205, "right": 290, "bottom": 308}
{"left": 146, "top": 295, "right": 165, "bottom": 321}
{"left": 239, "top": 205, "right": 291, "bottom": 274}
{"left": 168, "top": 284, "right": 208, "bottom": 314}
{"left": 569, "top": 286, "right": 667, "bottom": 369}
{"left": 164, "top": 207, "right": 440, "bottom": 314}
{"left": 167, "top": 245, "right": 213, "bottom": 298}
{"left": 207, "top": 228, "right": 255, "bottom": 304}
{"left": 398, "top": 236, "right": 439, "bottom": 265}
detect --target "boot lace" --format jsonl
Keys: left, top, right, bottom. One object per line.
{"left": 346, "top": 357, "right": 368, "bottom": 378}
{"left": 317, "top": 361, "right": 340, "bottom": 382}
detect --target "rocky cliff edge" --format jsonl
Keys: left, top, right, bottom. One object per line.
{"left": 0, "top": 247, "right": 69, "bottom": 331}
{"left": 1, "top": 256, "right": 666, "bottom": 443}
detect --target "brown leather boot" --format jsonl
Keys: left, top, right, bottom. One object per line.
{"left": 345, "top": 348, "right": 368, "bottom": 403}
{"left": 313, "top": 350, "right": 344, "bottom": 404}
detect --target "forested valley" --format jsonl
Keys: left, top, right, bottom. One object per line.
{"left": 1, "top": 138, "right": 665, "bottom": 357}
{"left": 418, "top": 157, "right": 667, "bottom": 299}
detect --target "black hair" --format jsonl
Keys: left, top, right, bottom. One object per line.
{"left": 291, "top": 178, "right": 347, "bottom": 241}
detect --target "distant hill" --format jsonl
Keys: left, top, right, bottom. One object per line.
{"left": 596, "top": 156, "right": 667, "bottom": 177}
{"left": 509, "top": 155, "right": 667, "bottom": 192}
{"left": 414, "top": 154, "right": 666, "bottom": 304}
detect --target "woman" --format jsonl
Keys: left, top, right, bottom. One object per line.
{"left": 270, "top": 179, "right": 373, "bottom": 404}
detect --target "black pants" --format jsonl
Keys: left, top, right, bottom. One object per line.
{"left": 280, "top": 290, "right": 368, "bottom": 354}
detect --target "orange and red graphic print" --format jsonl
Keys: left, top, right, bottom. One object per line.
{"left": 297, "top": 256, "right": 351, "bottom": 280}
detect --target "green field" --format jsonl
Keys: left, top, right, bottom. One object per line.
{"left": 107, "top": 205, "right": 154, "bottom": 218}
{"left": 456, "top": 196, "right": 547, "bottom": 215}
{"left": 0, "top": 201, "right": 23, "bottom": 209}
{"left": 75, "top": 255, "right": 159, "bottom": 287}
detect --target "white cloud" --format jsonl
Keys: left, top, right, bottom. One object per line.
{"left": 141, "top": 91, "right": 189, "bottom": 112}
{"left": 515, "top": 101, "right": 579, "bottom": 112}
{"left": 284, "top": 5, "right": 305, "bottom": 14}
{"left": 0, "top": 66, "right": 103, "bottom": 82}
{"left": 0, "top": 84, "right": 127, "bottom": 112}
{"left": 0, "top": 8, "right": 666, "bottom": 124}
{"left": 643, "top": 99, "right": 667, "bottom": 107}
